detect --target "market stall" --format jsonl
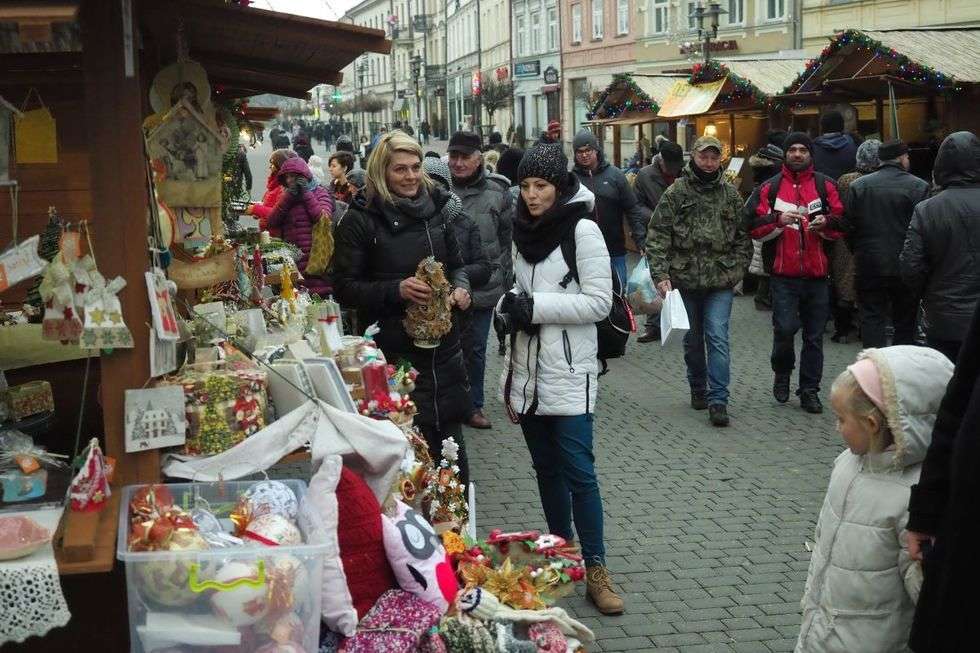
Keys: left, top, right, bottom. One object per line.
{"left": 774, "top": 28, "right": 980, "bottom": 178}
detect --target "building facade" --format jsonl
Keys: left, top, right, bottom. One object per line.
{"left": 802, "top": 0, "right": 980, "bottom": 50}
{"left": 446, "top": 0, "right": 482, "bottom": 133}
{"left": 513, "top": 0, "right": 561, "bottom": 143}
{"left": 481, "top": 0, "right": 514, "bottom": 137}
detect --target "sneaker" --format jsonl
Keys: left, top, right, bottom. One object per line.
{"left": 773, "top": 373, "right": 791, "bottom": 404}
{"left": 709, "top": 404, "right": 730, "bottom": 427}
{"left": 800, "top": 389, "right": 823, "bottom": 414}
{"left": 586, "top": 565, "right": 625, "bottom": 615}
{"left": 466, "top": 410, "right": 492, "bottom": 429}
{"left": 690, "top": 389, "right": 708, "bottom": 410}
{"left": 637, "top": 326, "right": 661, "bottom": 343}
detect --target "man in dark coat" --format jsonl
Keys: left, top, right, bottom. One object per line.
{"left": 572, "top": 129, "right": 649, "bottom": 288}
{"left": 846, "top": 139, "right": 930, "bottom": 348}
{"left": 633, "top": 136, "right": 684, "bottom": 342}
{"left": 811, "top": 110, "right": 859, "bottom": 181}
{"left": 900, "top": 131, "right": 980, "bottom": 362}
{"left": 907, "top": 301, "right": 980, "bottom": 652}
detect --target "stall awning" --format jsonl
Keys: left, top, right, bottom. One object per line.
{"left": 587, "top": 73, "right": 685, "bottom": 122}
{"left": 137, "top": 0, "right": 391, "bottom": 99}
{"left": 777, "top": 28, "right": 980, "bottom": 101}
{"left": 657, "top": 78, "right": 725, "bottom": 117}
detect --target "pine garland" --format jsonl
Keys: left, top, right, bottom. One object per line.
{"left": 586, "top": 73, "right": 659, "bottom": 121}
{"left": 25, "top": 214, "right": 63, "bottom": 316}
{"left": 691, "top": 61, "right": 768, "bottom": 109}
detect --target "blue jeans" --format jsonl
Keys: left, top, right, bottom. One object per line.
{"left": 522, "top": 414, "right": 606, "bottom": 567}
{"left": 461, "top": 307, "right": 493, "bottom": 410}
{"left": 610, "top": 256, "right": 627, "bottom": 291}
{"left": 681, "top": 288, "right": 734, "bottom": 406}
{"left": 770, "top": 276, "right": 830, "bottom": 392}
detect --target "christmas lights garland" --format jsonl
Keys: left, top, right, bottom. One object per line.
{"left": 691, "top": 61, "right": 768, "bottom": 109}
{"left": 782, "top": 29, "right": 961, "bottom": 96}
{"left": 586, "top": 73, "right": 659, "bottom": 121}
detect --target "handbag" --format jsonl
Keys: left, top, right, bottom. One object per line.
{"left": 659, "top": 289, "right": 690, "bottom": 347}
{"left": 305, "top": 212, "right": 334, "bottom": 276}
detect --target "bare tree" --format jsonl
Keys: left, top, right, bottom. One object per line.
{"left": 479, "top": 79, "right": 514, "bottom": 135}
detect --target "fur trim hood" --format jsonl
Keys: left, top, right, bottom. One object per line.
{"left": 859, "top": 345, "right": 953, "bottom": 470}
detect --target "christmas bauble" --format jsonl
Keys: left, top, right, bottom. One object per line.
{"left": 191, "top": 507, "right": 223, "bottom": 533}
{"left": 243, "top": 481, "right": 299, "bottom": 520}
{"left": 135, "top": 531, "right": 211, "bottom": 607}
{"left": 264, "top": 555, "right": 310, "bottom": 616}
{"left": 244, "top": 514, "right": 302, "bottom": 547}
{"left": 210, "top": 560, "right": 269, "bottom": 626}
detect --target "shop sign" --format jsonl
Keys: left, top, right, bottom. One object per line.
{"left": 679, "top": 39, "right": 738, "bottom": 55}
{"left": 514, "top": 61, "right": 541, "bottom": 77}
{"left": 471, "top": 70, "right": 482, "bottom": 96}
{"left": 543, "top": 66, "right": 559, "bottom": 85}
{"left": 657, "top": 78, "right": 726, "bottom": 118}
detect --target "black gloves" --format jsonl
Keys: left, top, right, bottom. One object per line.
{"left": 496, "top": 291, "right": 536, "bottom": 336}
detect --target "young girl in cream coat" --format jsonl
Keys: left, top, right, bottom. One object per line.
{"left": 796, "top": 346, "right": 953, "bottom": 653}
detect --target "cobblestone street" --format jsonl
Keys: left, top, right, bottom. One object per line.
{"left": 467, "top": 294, "right": 861, "bottom": 652}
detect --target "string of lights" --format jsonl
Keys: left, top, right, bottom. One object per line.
{"left": 586, "top": 73, "right": 659, "bottom": 121}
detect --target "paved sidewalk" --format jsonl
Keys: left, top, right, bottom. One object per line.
{"left": 467, "top": 295, "right": 860, "bottom": 652}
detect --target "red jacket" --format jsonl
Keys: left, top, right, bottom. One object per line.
{"left": 252, "top": 173, "right": 284, "bottom": 237}
{"left": 749, "top": 164, "right": 844, "bottom": 279}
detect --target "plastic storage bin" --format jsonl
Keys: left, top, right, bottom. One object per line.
{"left": 116, "top": 479, "right": 327, "bottom": 653}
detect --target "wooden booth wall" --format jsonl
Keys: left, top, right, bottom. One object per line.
{"left": 0, "top": 84, "right": 91, "bottom": 305}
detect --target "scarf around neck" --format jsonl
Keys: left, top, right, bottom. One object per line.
{"left": 391, "top": 187, "right": 436, "bottom": 220}
{"left": 513, "top": 179, "right": 584, "bottom": 264}
{"left": 689, "top": 159, "right": 721, "bottom": 184}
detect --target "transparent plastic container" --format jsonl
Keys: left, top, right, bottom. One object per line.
{"left": 116, "top": 480, "right": 327, "bottom": 653}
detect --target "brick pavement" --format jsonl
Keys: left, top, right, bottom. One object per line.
{"left": 466, "top": 293, "right": 861, "bottom": 652}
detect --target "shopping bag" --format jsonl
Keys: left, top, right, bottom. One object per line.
{"left": 305, "top": 212, "right": 334, "bottom": 276}
{"left": 15, "top": 89, "right": 57, "bottom": 164}
{"left": 660, "top": 289, "right": 689, "bottom": 347}
{"left": 626, "top": 258, "right": 662, "bottom": 315}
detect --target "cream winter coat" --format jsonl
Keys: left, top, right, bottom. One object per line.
{"left": 499, "top": 184, "right": 612, "bottom": 416}
{"left": 796, "top": 346, "right": 954, "bottom": 653}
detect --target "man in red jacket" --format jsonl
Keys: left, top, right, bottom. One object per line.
{"left": 748, "top": 132, "right": 845, "bottom": 414}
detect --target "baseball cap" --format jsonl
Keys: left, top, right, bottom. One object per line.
{"left": 692, "top": 136, "right": 723, "bottom": 153}
{"left": 448, "top": 131, "right": 482, "bottom": 155}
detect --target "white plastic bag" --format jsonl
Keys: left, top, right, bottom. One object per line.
{"left": 660, "top": 289, "right": 690, "bottom": 347}
{"left": 626, "top": 258, "right": 662, "bottom": 315}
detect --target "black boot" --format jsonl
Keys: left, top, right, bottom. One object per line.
{"left": 800, "top": 389, "right": 823, "bottom": 414}
{"left": 709, "top": 404, "right": 730, "bottom": 427}
{"left": 691, "top": 388, "right": 708, "bottom": 410}
{"left": 773, "top": 373, "right": 791, "bottom": 404}
{"left": 637, "top": 325, "right": 661, "bottom": 343}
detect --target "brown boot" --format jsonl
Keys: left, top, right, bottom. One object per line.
{"left": 466, "top": 410, "right": 492, "bottom": 429}
{"left": 586, "top": 565, "right": 625, "bottom": 615}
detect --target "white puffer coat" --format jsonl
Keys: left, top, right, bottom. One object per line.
{"left": 796, "top": 346, "right": 954, "bottom": 653}
{"left": 499, "top": 184, "right": 612, "bottom": 416}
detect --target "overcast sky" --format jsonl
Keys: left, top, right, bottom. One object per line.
{"left": 258, "top": 0, "right": 362, "bottom": 21}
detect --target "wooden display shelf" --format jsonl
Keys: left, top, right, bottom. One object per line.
{"left": 54, "top": 491, "right": 120, "bottom": 575}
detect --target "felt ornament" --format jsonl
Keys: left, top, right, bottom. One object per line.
{"left": 381, "top": 500, "right": 458, "bottom": 612}
{"left": 0, "top": 235, "right": 45, "bottom": 293}
{"left": 81, "top": 272, "right": 133, "bottom": 350}
{"left": 68, "top": 438, "right": 110, "bottom": 512}
{"left": 39, "top": 257, "right": 82, "bottom": 342}
{"left": 71, "top": 255, "right": 97, "bottom": 323}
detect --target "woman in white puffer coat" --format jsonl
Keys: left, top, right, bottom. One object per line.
{"left": 494, "top": 144, "right": 623, "bottom": 615}
{"left": 797, "top": 345, "right": 953, "bottom": 653}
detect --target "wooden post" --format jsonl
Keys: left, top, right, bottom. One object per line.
{"left": 875, "top": 97, "right": 884, "bottom": 139}
{"left": 613, "top": 124, "right": 621, "bottom": 168}
{"left": 81, "top": 0, "right": 159, "bottom": 484}
{"left": 728, "top": 112, "right": 736, "bottom": 155}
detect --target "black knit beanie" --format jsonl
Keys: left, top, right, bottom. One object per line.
{"left": 783, "top": 131, "right": 813, "bottom": 152}
{"left": 517, "top": 143, "right": 568, "bottom": 189}
{"left": 497, "top": 147, "right": 525, "bottom": 185}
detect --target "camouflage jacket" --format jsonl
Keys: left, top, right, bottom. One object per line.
{"left": 645, "top": 166, "right": 751, "bottom": 291}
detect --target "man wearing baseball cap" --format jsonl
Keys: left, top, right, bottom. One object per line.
{"left": 447, "top": 131, "right": 515, "bottom": 430}
{"left": 647, "top": 136, "right": 751, "bottom": 427}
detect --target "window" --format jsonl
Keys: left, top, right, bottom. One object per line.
{"left": 531, "top": 10, "right": 542, "bottom": 52}
{"left": 547, "top": 7, "right": 559, "bottom": 50}
{"left": 652, "top": 0, "right": 668, "bottom": 34}
{"left": 591, "top": 0, "right": 603, "bottom": 38}
{"left": 617, "top": 0, "right": 629, "bottom": 35}
{"left": 726, "top": 0, "right": 743, "bottom": 24}
{"left": 571, "top": 4, "right": 582, "bottom": 42}
{"left": 687, "top": 1, "right": 696, "bottom": 29}
{"left": 517, "top": 13, "right": 528, "bottom": 55}
{"left": 765, "top": 0, "right": 785, "bottom": 19}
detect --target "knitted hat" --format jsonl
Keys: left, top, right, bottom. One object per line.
{"left": 783, "top": 131, "right": 813, "bottom": 152}
{"left": 657, "top": 138, "right": 684, "bottom": 165}
{"left": 820, "top": 110, "right": 845, "bottom": 134}
{"left": 423, "top": 156, "right": 451, "bottom": 188}
{"left": 497, "top": 147, "right": 525, "bottom": 185}
{"left": 855, "top": 139, "right": 881, "bottom": 173}
{"left": 517, "top": 143, "right": 568, "bottom": 189}
{"left": 547, "top": 119, "right": 561, "bottom": 132}
{"left": 336, "top": 466, "right": 397, "bottom": 619}
{"left": 878, "top": 139, "right": 909, "bottom": 160}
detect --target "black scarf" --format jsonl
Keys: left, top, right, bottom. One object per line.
{"left": 513, "top": 179, "right": 583, "bottom": 264}
{"left": 689, "top": 159, "right": 721, "bottom": 184}
{"left": 391, "top": 188, "right": 436, "bottom": 219}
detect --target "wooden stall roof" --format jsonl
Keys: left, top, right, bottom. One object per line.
{"left": 587, "top": 74, "right": 685, "bottom": 124}
{"left": 777, "top": 28, "right": 980, "bottom": 102}
{"left": 138, "top": 0, "right": 391, "bottom": 98}
{"left": 720, "top": 59, "right": 809, "bottom": 97}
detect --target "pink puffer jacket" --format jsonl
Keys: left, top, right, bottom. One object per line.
{"left": 267, "top": 157, "right": 334, "bottom": 295}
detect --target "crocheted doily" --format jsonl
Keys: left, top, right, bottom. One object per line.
{"left": 0, "top": 557, "right": 71, "bottom": 644}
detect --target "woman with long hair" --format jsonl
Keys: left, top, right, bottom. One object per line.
{"left": 496, "top": 143, "right": 624, "bottom": 615}
{"left": 245, "top": 148, "right": 297, "bottom": 237}
{"left": 333, "top": 131, "right": 473, "bottom": 484}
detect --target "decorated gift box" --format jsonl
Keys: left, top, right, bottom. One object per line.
{"left": 6, "top": 380, "right": 54, "bottom": 421}
{"left": 157, "top": 363, "right": 268, "bottom": 456}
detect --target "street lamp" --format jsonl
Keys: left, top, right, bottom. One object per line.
{"left": 410, "top": 53, "right": 423, "bottom": 139}
{"left": 690, "top": 2, "right": 727, "bottom": 63}
{"left": 357, "top": 57, "right": 368, "bottom": 144}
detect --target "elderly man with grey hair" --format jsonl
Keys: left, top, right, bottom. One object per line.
{"left": 846, "top": 138, "right": 930, "bottom": 348}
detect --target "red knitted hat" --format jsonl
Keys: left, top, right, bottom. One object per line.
{"left": 336, "top": 466, "right": 397, "bottom": 618}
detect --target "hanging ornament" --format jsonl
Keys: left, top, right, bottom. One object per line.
{"left": 81, "top": 272, "right": 134, "bottom": 350}
{"left": 39, "top": 257, "right": 82, "bottom": 342}
{"left": 69, "top": 438, "right": 111, "bottom": 512}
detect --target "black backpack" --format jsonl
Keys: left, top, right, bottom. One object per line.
{"left": 558, "top": 222, "right": 635, "bottom": 376}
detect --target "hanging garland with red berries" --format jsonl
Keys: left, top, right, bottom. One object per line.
{"left": 586, "top": 73, "right": 660, "bottom": 121}
{"left": 782, "top": 29, "right": 961, "bottom": 96}
{"left": 690, "top": 61, "right": 769, "bottom": 109}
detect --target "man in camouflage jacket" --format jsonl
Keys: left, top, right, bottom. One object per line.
{"left": 646, "top": 136, "right": 751, "bottom": 427}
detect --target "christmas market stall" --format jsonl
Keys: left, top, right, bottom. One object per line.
{"left": 774, "top": 28, "right": 980, "bottom": 179}
{"left": 1, "top": 3, "right": 597, "bottom": 652}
